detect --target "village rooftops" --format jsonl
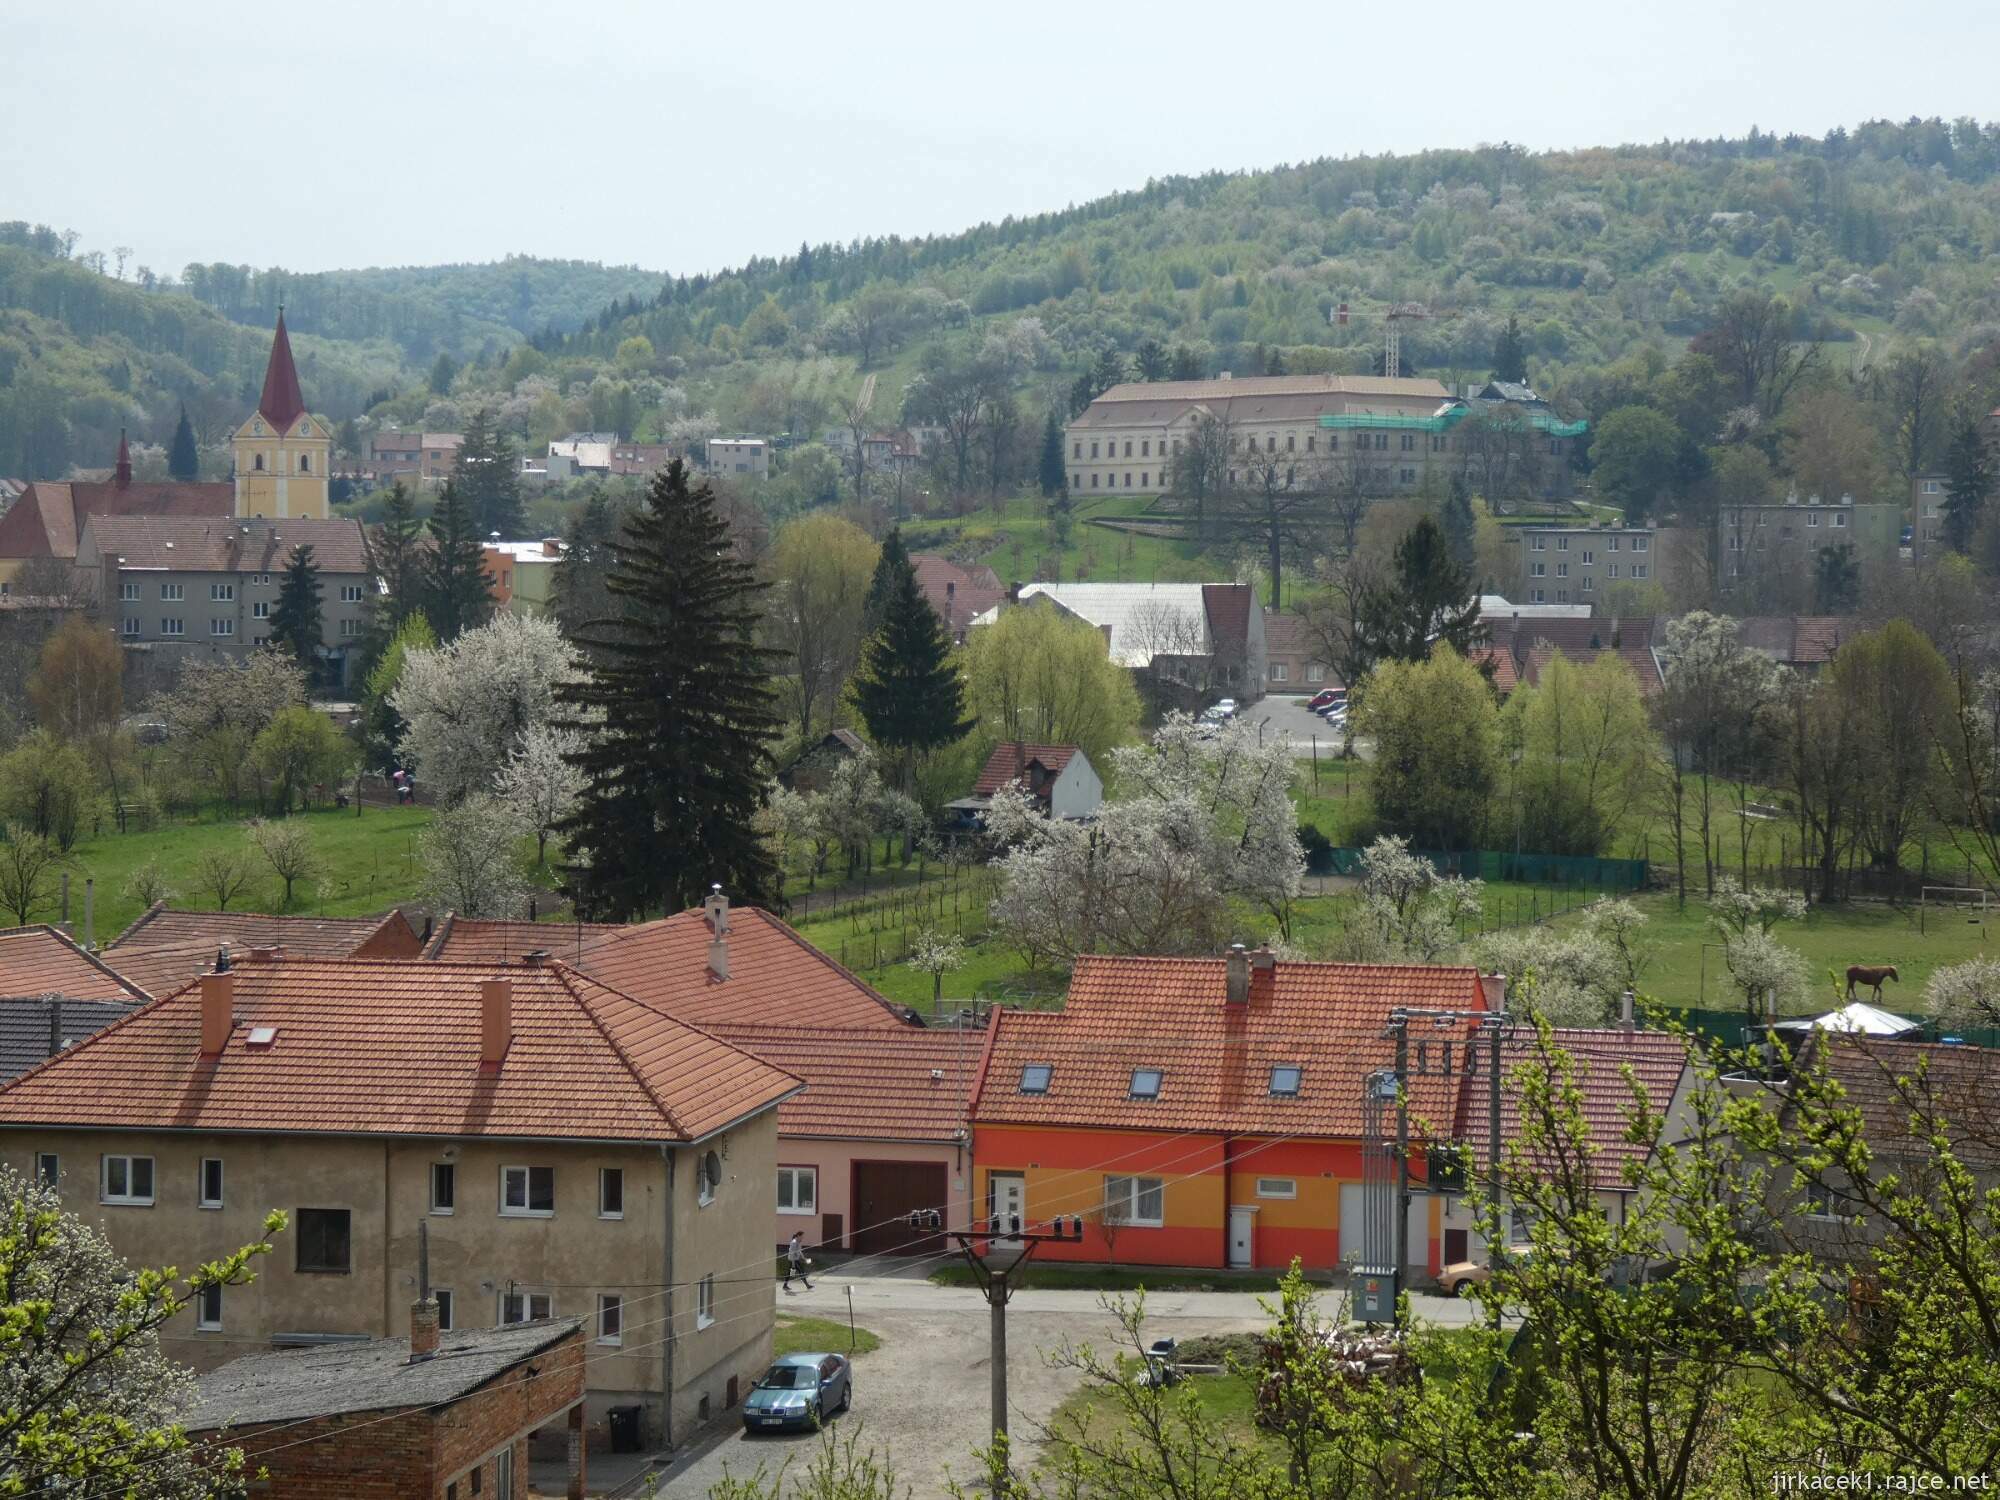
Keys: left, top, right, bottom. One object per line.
{"left": 972, "top": 953, "right": 1489, "bottom": 1138}
{"left": 713, "top": 1024, "right": 982, "bottom": 1142}
{"left": 0, "top": 924, "right": 152, "bottom": 1003}
{"left": 1784, "top": 1034, "right": 2000, "bottom": 1170}
{"left": 79, "top": 515, "right": 371, "bottom": 574}
{"left": 970, "top": 743, "right": 1079, "bottom": 798}
{"left": 0, "top": 956, "right": 801, "bottom": 1144}
{"left": 101, "top": 905, "right": 422, "bottom": 997}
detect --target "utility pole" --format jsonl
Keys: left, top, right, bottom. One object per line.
{"left": 944, "top": 1211, "right": 1085, "bottom": 1498}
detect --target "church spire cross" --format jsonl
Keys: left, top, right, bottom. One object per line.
{"left": 257, "top": 310, "right": 307, "bottom": 434}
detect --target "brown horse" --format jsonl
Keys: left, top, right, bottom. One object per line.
{"left": 1845, "top": 964, "right": 1900, "bottom": 1002}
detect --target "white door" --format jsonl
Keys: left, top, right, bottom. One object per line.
{"left": 990, "top": 1173, "right": 1025, "bottom": 1242}
{"left": 1228, "top": 1205, "right": 1255, "bottom": 1269}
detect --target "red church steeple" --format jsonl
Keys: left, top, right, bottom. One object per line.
{"left": 113, "top": 428, "right": 132, "bottom": 487}
{"left": 257, "top": 309, "right": 307, "bottom": 433}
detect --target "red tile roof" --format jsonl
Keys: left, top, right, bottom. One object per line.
{"left": 102, "top": 908, "right": 422, "bottom": 996}
{"left": 1491, "top": 617, "right": 1663, "bottom": 695}
{"left": 1201, "top": 583, "right": 1252, "bottom": 656}
{"left": 972, "top": 743, "right": 1080, "bottom": 798}
{"left": 0, "top": 480, "right": 234, "bottom": 563}
{"left": 1454, "top": 1027, "right": 1689, "bottom": 1179}
{"left": 911, "top": 555, "right": 1005, "bottom": 639}
{"left": 1790, "top": 1035, "right": 2000, "bottom": 1169}
{"left": 257, "top": 312, "right": 308, "bottom": 433}
{"left": 713, "top": 1024, "right": 981, "bottom": 1141}
{"left": 429, "top": 906, "right": 917, "bottom": 1031}
{"left": 79, "top": 515, "right": 370, "bottom": 574}
{"left": 0, "top": 926, "right": 150, "bottom": 1003}
{"left": 1469, "top": 646, "right": 1520, "bottom": 694}
{"left": 973, "top": 955, "right": 1488, "bottom": 1138}
{"left": 0, "top": 958, "right": 800, "bottom": 1143}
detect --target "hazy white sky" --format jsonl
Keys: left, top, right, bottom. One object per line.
{"left": 7, "top": 0, "right": 1997, "bottom": 279}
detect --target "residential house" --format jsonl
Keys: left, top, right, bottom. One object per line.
{"left": 101, "top": 904, "right": 424, "bottom": 999}
{"left": 912, "top": 554, "right": 1005, "bottom": 642}
{"left": 185, "top": 1314, "right": 587, "bottom": 1500}
{"left": 947, "top": 743, "right": 1102, "bottom": 824}
{"left": 979, "top": 582, "right": 1267, "bottom": 704}
{"left": 776, "top": 728, "right": 868, "bottom": 793}
{"left": 0, "top": 942, "right": 800, "bottom": 1448}
{"left": 483, "top": 538, "right": 565, "bottom": 615}
{"left": 1511, "top": 521, "right": 1681, "bottom": 609}
{"left": 1476, "top": 595, "right": 1591, "bottom": 622}
{"left": 74, "top": 513, "right": 377, "bottom": 691}
{"left": 969, "top": 950, "right": 1492, "bottom": 1277}
{"left": 706, "top": 438, "right": 769, "bottom": 481}
{"left": 1476, "top": 614, "right": 1667, "bottom": 698}
{"left": 610, "top": 442, "right": 677, "bottom": 480}
{"left": 1720, "top": 494, "right": 1901, "bottom": 595}
{"left": 536, "top": 439, "right": 613, "bottom": 484}
{"left": 0, "top": 432, "right": 231, "bottom": 592}
{"left": 1261, "top": 612, "right": 1336, "bottom": 693}
{"left": 1734, "top": 615, "right": 1852, "bottom": 674}
{"left": 0, "top": 924, "right": 149, "bottom": 1083}
{"left": 370, "top": 431, "right": 464, "bottom": 487}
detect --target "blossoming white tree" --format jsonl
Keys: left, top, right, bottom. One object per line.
{"left": 495, "top": 725, "right": 586, "bottom": 869}
{"left": 391, "top": 613, "right": 581, "bottom": 804}
{"left": 418, "top": 796, "right": 529, "bottom": 918}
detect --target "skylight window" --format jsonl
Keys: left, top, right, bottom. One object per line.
{"left": 1130, "top": 1068, "right": 1163, "bottom": 1099}
{"left": 1019, "top": 1064, "right": 1053, "bottom": 1094}
{"left": 1269, "top": 1065, "right": 1302, "bottom": 1097}
{"left": 245, "top": 1027, "right": 277, "bottom": 1049}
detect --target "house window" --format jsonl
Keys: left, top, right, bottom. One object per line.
{"left": 1269, "top": 1065, "right": 1302, "bottom": 1097}
{"left": 1531, "top": 589, "right": 1545, "bottom": 603}
{"left": 777, "top": 1166, "right": 817, "bottom": 1215}
{"left": 101, "top": 1154, "right": 155, "bottom": 1205}
{"left": 296, "top": 1208, "right": 352, "bottom": 1272}
{"left": 1306, "top": 664, "right": 1324, "bottom": 683}
{"left": 1530, "top": 536, "right": 1546, "bottom": 551}
{"left": 1607, "top": 563, "right": 1620, "bottom": 578}
{"left": 119, "top": 582, "right": 139, "bottom": 601}
{"left": 1326, "top": 433, "right": 1339, "bottom": 450}
{"left": 1019, "top": 1063, "right": 1052, "bottom": 1094}
{"left": 1556, "top": 589, "right": 1569, "bottom": 603}
{"left": 1400, "top": 467, "right": 1416, "bottom": 484}
{"left": 1103, "top": 1175, "right": 1165, "bottom": 1227}
{"left": 1124, "top": 441, "right": 1133, "bottom": 458}
{"left": 211, "top": 619, "right": 234, "bottom": 637}
{"left": 36, "top": 1153, "right": 59, "bottom": 1189}
{"left": 1530, "top": 562, "right": 1545, "bottom": 578}
{"left": 1285, "top": 434, "right": 1295, "bottom": 452}
{"left": 1270, "top": 662, "right": 1288, "bottom": 683}
{"left": 199, "top": 1158, "right": 224, "bottom": 1208}
{"left": 160, "top": 618, "right": 183, "bottom": 636}
{"left": 210, "top": 582, "right": 234, "bottom": 601}
{"left": 340, "top": 619, "right": 361, "bottom": 637}
{"left": 1142, "top": 440, "right": 1151, "bottom": 457}
{"left": 1581, "top": 575, "right": 1595, "bottom": 592}
{"left": 299, "top": 454, "right": 311, "bottom": 472}
{"left": 1140, "top": 472, "right": 1149, "bottom": 487}
{"left": 598, "top": 1294, "right": 623, "bottom": 1345}
{"left": 501, "top": 1165, "right": 555, "bottom": 1217}
{"left": 1555, "top": 563, "right": 1568, "bottom": 578}
{"left": 1129, "top": 1068, "right": 1163, "bottom": 1099}
{"left": 430, "top": 1162, "right": 455, "bottom": 1214}
{"left": 435, "top": 1288, "right": 454, "bottom": 1329}
{"left": 1266, "top": 436, "right": 1276, "bottom": 454}
{"left": 501, "top": 1289, "right": 552, "bottom": 1324}
{"left": 1606, "top": 536, "right": 1621, "bottom": 550}
{"left": 1923, "top": 479, "right": 1941, "bottom": 494}
{"left": 1555, "top": 536, "right": 1568, "bottom": 551}
{"left": 599, "top": 1168, "right": 624, "bottom": 1219}
{"left": 1255, "top": 1178, "right": 1297, "bottom": 1199}
{"left": 253, "top": 573, "right": 270, "bottom": 585}
{"left": 1633, "top": 564, "right": 1648, "bottom": 580}
{"left": 1581, "top": 551, "right": 1593, "bottom": 566}
{"left": 253, "top": 454, "right": 264, "bottom": 471}
{"left": 696, "top": 1273, "right": 716, "bottom": 1328}
{"left": 122, "top": 618, "right": 140, "bottom": 637}
{"left": 340, "top": 585, "right": 363, "bottom": 602}
{"left": 161, "top": 582, "right": 183, "bottom": 600}
{"left": 1833, "top": 513, "right": 1847, "bottom": 527}
{"left": 1090, "top": 442, "right": 1099, "bottom": 459}
{"left": 1373, "top": 433, "right": 1388, "bottom": 450}
{"left": 1400, "top": 433, "right": 1414, "bottom": 451}
{"left": 697, "top": 1149, "right": 722, "bottom": 1206}
{"left": 1090, "top": 474, "right": 1099, "bottom": 488}
{"left": 1072, "top": 442, "right": 1081, "bottom": 459}
{"left": 1123, "top": 472, "right": 1131, "bottom": 487}
{"left": 196, "top": 1283, "right": 223, "bottom": 1331}
{"left": 1806, "top": 1181, "right": 1842, "bottom": 1220}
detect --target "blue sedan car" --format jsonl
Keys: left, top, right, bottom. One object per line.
{"left": 742, "top": 1353, "right": 852, "bottom": 1432}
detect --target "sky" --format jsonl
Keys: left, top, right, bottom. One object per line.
{"left": 7, "top": 0, "right": 1999, "bottom": 281}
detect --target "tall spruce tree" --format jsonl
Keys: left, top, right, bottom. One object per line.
{"left": 1942, "top": 414, "right": 1993, "bottom": 554}
{"left": 864, "top": 527, "right": 912, "bottom": 635}
{"left": 557, "top": 460, "right": 782, "bottom": 918}
{"left": 451, "top": 408, "right": 524, "bottom": 537}
{"left": 268, "top": 545, "right": 324, "bottom": 674}
{"left": 852, "top": 552, "right": 973, "bottom": 789}
{"left": 1441, "top": 476, "right": 1478, "bottom": 572}
{"left": 1359, "top": 514, "right": 1486, "bottom": 665}
{"left": 1038, "top": 410, "right": 1067, "bottom": 497}
{"left": 167, "top": 402, "right": 199, "bottom": 480}
{"left": 422, "top": 481, "right": 494, "bottom": 640}
{"left": 1492, "top": 315, "right": 1528, "bottom": 384}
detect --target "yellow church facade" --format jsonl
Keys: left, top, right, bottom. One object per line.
{"left": 231, "top": 310, "right": 329, "bottom": 519}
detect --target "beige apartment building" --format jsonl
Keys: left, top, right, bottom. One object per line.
{"left": 0, "top": 920, "right": 799, "bottom": 1450}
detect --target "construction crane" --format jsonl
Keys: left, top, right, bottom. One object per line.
{"left": 1331, "top": 299, "right": 1454, "bottom": 380}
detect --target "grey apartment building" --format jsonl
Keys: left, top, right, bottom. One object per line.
{"left": 74, "top": 515, "right": 375, "bottom": 691}
{"left": 1512, "top": 520, "right": 1672, "bottom": 607}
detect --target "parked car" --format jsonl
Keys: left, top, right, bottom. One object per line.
{"left": 1437, "top": 1247, "right": 1533, "bottom": 1297}
{"left": 1319, "top": 704, "right": 1349, "bottom": 724}
{"left": 1210, "top": 699, "right": 1239, "bottom": 719}
{"left": 743, "top": 1353, "right": 852, "bottom": 1432}
{"left": 1307, "top": 689, "right": 1347, "bottom": 712}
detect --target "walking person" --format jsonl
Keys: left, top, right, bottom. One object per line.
{"left": 783, "top": 1230, "right": 813, "bottom": 1293}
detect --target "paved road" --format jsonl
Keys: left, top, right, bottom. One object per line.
{"left": 645, "top": 1277, "right": 1480, "bottom": 1499}
{"left": 1240, "top": 697, "right": 1368, "bottom": 761}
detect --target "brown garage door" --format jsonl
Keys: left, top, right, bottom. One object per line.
{"left": 850, "top": 1161, "right": 949, "bottom": 1257}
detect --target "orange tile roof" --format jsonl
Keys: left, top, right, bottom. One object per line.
{"left": 102, "top": 908, "right": 422, "bottom": 996}
{"left": 1454, "top": 1027, "right": 1689, "bottom": 1179}
{"left": 973, "top": 955, "right": 1487, "bottom": 1138}
{"left": 0, "top": 926, "right": 150, "bottom": 1003}
{"left": 420, "top": 916, "right": 624, "bottom": 964}
{"left": 972, "top": 743, "right": 1080, "bottom": 797}
{"left": 430, "top": 906, "right": 917, "bottom": 1031}
{"left": 714, "top": 1024, "right": 981, "bottom": 1142}
{"left": 0, "top": 958, "right": 800, "bottom": 1143}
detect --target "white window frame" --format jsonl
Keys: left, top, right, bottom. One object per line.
{"left": 500, "top": 1164, "right": 555, "bottom": 1218}
{"left": 161, "top": 582, "right": 184, "bottom": 601}
{"left": 1805, "top": 1180, "right": 1845, "bottom": 1222}
{"left": 1255, "top": 1177, "right": 1297, "bottom": 1200}
{"left": 118, "top": 581, "right": 139, "bottom": 602}
{"left": 696, "top": 1150, "right": 721, "bottom": 1208}
{"left": 198, "top": 1157, "right": 224, "bottom": 1209}
{"left": 696, "top": 1273, "right": 716, "bottom": 1328}
{"left": 1269, "top": 1064, "right": 1302, "bottom": 1097}
{"left": 252, "top": 600, "right": 270, "bottom": 619}
{"left": 500, "top": 1289, "right": 553, "bottom": 1324}
{"left": 340, "top": 584, "right": 363, "bottom": 603}
{"left": 160, "top": 618, "right": 183, "bottom": 637}
{"left": 196, "top": 1282, "right": 223, "bottom": 1331}
{"left": 101, "top": 1154, "right": 155, "bottom": 1206}
{"left": 598, "top": 1167, "right": 624, "bottom": 1220}
{"left": 1103, "top": 1175, "right": 1165, "bottom": 1227}
{"left": 210, "top": 582, "right": 235, "bottom": 601}
{"left": 597, "top": 1294, "right": 623, "bottom": 1346}
{"left": 430, "top": 1161, "right": 455, "bottom": 1215}
{"left": 777, "top": 1165, "right": 818, "bottom": 1216}
{"left": 211, "top": 619, "right": 234, "bottom": 637}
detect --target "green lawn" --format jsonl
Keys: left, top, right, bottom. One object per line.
{"left": 53, "top": 804, "right": 435, "bottom": 941}
{"left": 773, "top": 1312, "right": 881, "bottom": 1359}
{"left": 900, "top": 492, "right": 1212, "bottom": 591}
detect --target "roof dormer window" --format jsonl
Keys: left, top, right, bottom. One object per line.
{"left": 1019, "top": 1063, "right": 1052, "bottom": 1094}
{"left": 1129, "top": 1068, "right": 1163, "bottom": 1100}
{"left": 1269, "top": 1065, "right": 1302, "bottom": 1097}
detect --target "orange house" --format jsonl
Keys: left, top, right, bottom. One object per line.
{"left": 969, "top": 950, "right": 1492, "bottom": 1276}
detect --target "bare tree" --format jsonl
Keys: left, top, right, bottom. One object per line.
{"left": 1876, "top": 346, "right": 1951, "bottom": 487}
{"left": 1166, "top": 411, "right": 1231, "bottom": 531}
{"left": 192, "top": 848, "right": 254, "bottom": 911}
{"left": 13, "top": 555, "right": 99, "bottom": 612}
{"left": 1695, "top": 289, "right": 1824, "bottom": 422}
{"left": 0, "top": 825, "right": 69, "bottom": 924}
{"left": 247, "top": 818, "right": 322, "bottom": 910}
{"left": 1220, "top": 446, "right": 1330, "bottom": 609}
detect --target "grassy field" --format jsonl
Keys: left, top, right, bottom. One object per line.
{"left": 772, "top": 1313, "right": 881, "bottom": 1359}
{"left": 901, "top": 492, "right": 1212, "bottom": 592}
{"left": 50, "top": 804, "right": 436, "bottom": 941}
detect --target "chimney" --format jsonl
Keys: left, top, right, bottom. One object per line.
{"left": 47, "top": 997, "right": 62, "bottom": 1060}
{"left": 521, "top": 948, "right": 551, "bottom": 967}
{"left": 1619, "top": 989, "right": 1636, "bottom": 1033}
{"left": 82, "top": 879, "right": 94, "bottom": 951}
{"left": 247, "top": 944, "right": 281, "bottom": 963}
{"left": 410, "top": 1222, "right": 439, "bottom": 1361}
{"left": 200, "top": 970, "right": 235, "bottom": 1058}
{"left": 1249, "top": 944, "right": 1277, "bottom": 972}
{"left": 1225, "top": 944, "right": 1250, "bottom": 1005}
{"left": 1479, "top": 972, "right": 1508, "bottom": 1015}
{"left": 705, "top": 883, "right": 732, "bottom": 982}
{"left": 481, "top": 977, "right": 513, "bottom": 1068}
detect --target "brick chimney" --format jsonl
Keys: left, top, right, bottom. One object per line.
{"left": 481, "top": 977, "right": 513, "bottom": 1069}
{"left": 704, "top": 885, "right": 731, "bottom": 981}
{"left": 410, "top": 1221, "right": 439, "bottom": 1361}
{"left": 200, "top": 970, "right": 234, "bottom": 1058}
{"left": 247, "top": 944, "right": 282, "bottom": 964}
{"left": 1479, "top": 972, "right": 1508, "bottom": 1015}
{"left": 1224, "top": 944, "right": 1250, "bottom": 1005}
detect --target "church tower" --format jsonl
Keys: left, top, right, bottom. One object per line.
{"left": 232, "top": 311, "right": 330, "bottom": 519}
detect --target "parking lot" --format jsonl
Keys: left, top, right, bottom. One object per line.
{"left": 1237, "top": 694, "right": 1365, "bottom": 761}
